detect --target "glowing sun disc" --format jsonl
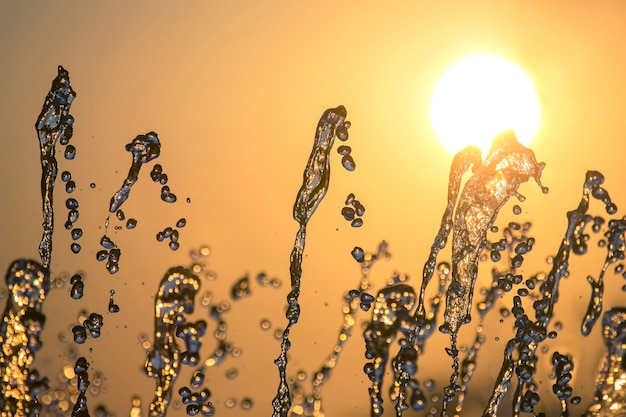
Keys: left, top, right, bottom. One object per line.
{"left": 430, "top": 54, "right": 541, "bottom": 156}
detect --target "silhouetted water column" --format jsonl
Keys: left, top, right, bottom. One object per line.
{"left": 0, "top": 260, "right": 50, "bottom": 416}
{"left": 35, "top": 66, "right": 76, "bottom": 269}
{"left": 272, "top": 106, "right": 348, "bottom": 417}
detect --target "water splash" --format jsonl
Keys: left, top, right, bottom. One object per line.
{"left": 144, "top": 267, "right": 200, "bottom": 417}
{"left": 290, "top": 242, "right": 390, "bottom": 416}
{"left": 581, "top": 217, "right": 626, "bottom": 335}
{"left": 0, "top": 259, "right": 50, "bottom": 416}
{"left": 584, "top": 307, "right": 626, "bottom": 416}
{"left": 483, "top": 169, "right": 616, "bottom": 417}
{"left": 272, "top": 105, "right": 348, "bottom": 417}
{"left": 35, "top": 66, "right": 76, "bottom": 269}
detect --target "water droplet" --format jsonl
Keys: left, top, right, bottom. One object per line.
{"left": 83, "top": 313, "right": 104, "bottom": 338}
{"left": 65, "top": 180, "right": 76, "bottom": 193}
{"left": 67, "top": 209, "right": 79, "bottom": 224}
{"left": 177, "top": 218, "right": 187, "bottom": 228}
{"left": 169, "top": 241, "right": 180, "bottom": 251}
{"left": 161, "top": 186, "right": 177, "bottom": 203}
{"left": 513, "top": 204, "right": 522, "bottom": 215}
{"left": 70, "top": 243, "right": 81, "bottom": 254}
{"left": 100, "top": 235, "right": 115, "bottom": 249}
{"left": 351, "top": 218, "right": 363, "bottom": 228}
{"left": 260, "top": 319, "right": 271, "bottom": 330}
{"left": 126, "top": 218, "right": 137, "bottom": 229}
{"left": 71, "top": 279, "right": 84, "bottom": 300}
{"left": 64, "top": 145, "right": 76, "bottom": 160}
{"left": 90, "top": 182, "right": 96, "bottom": 188}
{"left": 341, "top": 155, "right": 356, "bottom": 171}
{"left": 61, "top": 171, "right": 72, "bottom": 182}
{"left": 353, "top": 201, "right": 366, "bottom": 216}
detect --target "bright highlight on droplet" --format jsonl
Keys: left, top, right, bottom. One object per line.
{"left": 430, "top": 54, "right": 541, "bottom": 156}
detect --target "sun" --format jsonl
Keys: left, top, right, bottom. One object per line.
{"left": 430, "top": 54, "right": 541, "bottom": 156}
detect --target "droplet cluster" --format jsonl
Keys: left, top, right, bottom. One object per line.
{"left": 156, "top": 218, "right": 187, "bottom": 251}
{"left": 342, "top": 193, "right": 365, "bottom": 227}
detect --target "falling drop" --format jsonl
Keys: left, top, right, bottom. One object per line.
{"left": 71, "top": 228, "right": 83, "bottom": 240}
{"left": 341, "top": 155, "right": 356, "bottom": 171}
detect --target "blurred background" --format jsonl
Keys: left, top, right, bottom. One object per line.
{"left": 1, "top": 1, "right": 626, "bottom": 416}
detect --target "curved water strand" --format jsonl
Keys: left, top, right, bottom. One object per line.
{"left": 35, "top": 66, "right": 76, "bottom": 269}
{"left": 442, "top": 130, "right": 547, "bottom": 335}
{"left": 272, "top": 106, "right": 348, "bottom": 417}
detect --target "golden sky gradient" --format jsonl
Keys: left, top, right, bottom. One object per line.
{"left": 1, "top": 1, "right": 626, "bottom": 416}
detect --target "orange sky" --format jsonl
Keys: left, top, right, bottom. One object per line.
{"left": 1, "top": 1, "right": 626, "bottom": 416}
